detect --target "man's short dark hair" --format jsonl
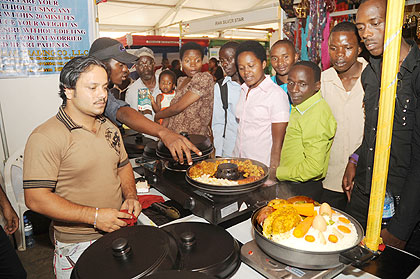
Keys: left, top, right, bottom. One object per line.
{"left": 59, "top": 56, "right": 107, "bottom": 105}
{"left": 159, "top": 70, "right": 176, "bottom": 83}
{"left": 235, "top": 40, "right": 267, "bottom": 64}
{"left": 270, "top": 39, "right": 296, "bottom": 54}
{"left": 293, "top": 60, "right": 321, "bottom": 82}
{"left": 329, "top": 21, "right": 361, "bottom": 43}
{"left": 180, "top": 42, "right": 204, "bottom": 60}
{"left": 220, "top": 41, "right": 240, "bottom": 52}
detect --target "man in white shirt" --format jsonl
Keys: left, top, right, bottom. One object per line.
{"left": 321, "top": 21, "right": 367, "bottom": 210}
{"left": 125, "top": 47, "right": 161, "bottom": 122}
{"left": 212, "top": 42, "right": 241, "bottom": 157}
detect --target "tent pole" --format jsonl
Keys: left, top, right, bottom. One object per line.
{"left": 365, "top": 0, "right": 405, "bottom": 251}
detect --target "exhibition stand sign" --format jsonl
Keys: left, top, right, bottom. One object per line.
{"left": 0, "top": 0, "right": 95, "bottom": 78}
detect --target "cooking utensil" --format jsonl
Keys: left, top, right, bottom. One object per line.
{"left": 71, "top": 226, "right": 177, "bottom": 279}
{"left": 161, "top": 222, "right": 241, "bottom": 278}
{"left": 151, "top": 202, "right": 180, "bottom": 220}
{"left": 185, "top": 158, "right": 269, "bottom": 195}
{"left": 156, "top": 132, "right": 213, "bottom": 162}
{"left": 72, "top": 223, "right": 240, "bottom": 279}
{"left": 251, "top": 205, "right": 375, "bottom": 270}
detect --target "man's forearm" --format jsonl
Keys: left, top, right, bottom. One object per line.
{"left": 24, "top": 188, "right": 95, "bottom": 225}
{"left": 118, "top": 163, "right": 137, "bottom": 200}
{"left": 116, "top": 106, "right": 166, "bottom": 137}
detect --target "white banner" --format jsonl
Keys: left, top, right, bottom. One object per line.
{"left": 184, "top": 4, "right": 279, "bottom": 34}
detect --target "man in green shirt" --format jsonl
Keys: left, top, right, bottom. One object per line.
{"left": 276, "top": 61, "right": 337, "bottom": 202}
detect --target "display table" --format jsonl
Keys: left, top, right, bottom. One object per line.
{"left": 132, "top": 159, "right": 420, "bottom": 278}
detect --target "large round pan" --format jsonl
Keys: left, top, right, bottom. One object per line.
{"left": 252, "top": 205, "right": 370, "bottom": 270}
{"left": 185, "top": 158, "right": 268, "bottom": 196}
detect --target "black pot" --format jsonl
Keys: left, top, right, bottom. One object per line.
{"left": 161, "top": 222, "right": 241, "bottom": 278}
{"left": 143, "top": 141, "right": 158, "bottom": 160}
{"left": 72, "top": 223, "right": 240, "bottom": 279}
{"left": 71, "top": 226, "right": 177, "bottom": 279}
{"left": 156, "top": 132, "right": 213, "bottom": 162}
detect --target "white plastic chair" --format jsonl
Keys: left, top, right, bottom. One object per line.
{"left": 4, "top": 147, "right": 28, "bottom": 251}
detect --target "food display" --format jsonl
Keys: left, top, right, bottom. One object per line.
{"left": 257, "top": 198, "right": 359, "bottom": 252}
{"left": 188, "top": 159, "right": 265, "bottom": 186}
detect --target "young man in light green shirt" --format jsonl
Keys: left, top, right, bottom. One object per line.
{"left": 276, "top": 61, "right": 337, "bottom": 202}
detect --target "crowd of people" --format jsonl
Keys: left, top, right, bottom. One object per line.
{"left": 0, "top": 0, "right": 415, "bottom": 278}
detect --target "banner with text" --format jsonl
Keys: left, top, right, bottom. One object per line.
{"left": 184, "top": 4, "right": 279, "bottom": 35}
{"left": 0, "top": 0, "right": 93, "bottom": 78}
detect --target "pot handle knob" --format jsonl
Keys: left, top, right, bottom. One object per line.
{"left": 180, "top": 231, "right": 196, "bottom": 249}
{"left": 112, "top": 237, "right": 132, "bottom": 259}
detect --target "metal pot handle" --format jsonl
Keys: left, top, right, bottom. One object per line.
{"left": 339, "top": 245, "right": 377, "bottom": 267}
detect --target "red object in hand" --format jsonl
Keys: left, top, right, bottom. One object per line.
{"left": 120, "top": 209, "right": 137, "bottom": 226}
{"left": 137, "top": 195, "right": 165, "bottom": 209}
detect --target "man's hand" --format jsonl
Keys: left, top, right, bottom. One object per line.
{"left": 381, "top": 228, "right": 407, "bottom": 249}
{"left": 95, "top": 208, "right": 130, "bottom": 233}
{"left": 120, "top": 198, "right": 142, "bottom": 218}
{"left": 158, "top": 129, "right": 201, "bottom": 165}
{"left": 342, "top": 162, "right": 357, "bottom": 201}
{"left": 2, "top": 203, "right": 19, "bottom": 235}
{"left": 264, "top": 168, "right": 278, "bottom": 186}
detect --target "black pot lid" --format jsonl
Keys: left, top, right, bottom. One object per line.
{"left": 71, "top": 226, "right": 177, "bottom": 279}
{"left": 143, "top": 270, "right": 217, "bottom": 279}
{"left": 143, "top": 141, "right": 158, "bottom": 159}
{"left": 161, "top": 222, "right": 240, "bottom": 278}
{"left": 156, "top": 132, "right": 213, "bottom": 161}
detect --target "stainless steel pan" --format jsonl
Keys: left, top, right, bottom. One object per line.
{"left": 251, "top": 205, "right": 375, "bottom": 270}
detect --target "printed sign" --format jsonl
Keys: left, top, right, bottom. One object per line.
{"left": 0, "top": 0, "right": 93, "bottom": 78}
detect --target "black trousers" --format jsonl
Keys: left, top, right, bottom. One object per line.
{"left": 346, "top": 184, "right": 420, "bottom": 257}
{"left": 282, "top": 180, "right": 323, "bottom": 203}
{"left": 321, "top": 188, "right": 348, "bottom": 211}
{"left": 0, "top": 226, "right": 26, "bottom": 279}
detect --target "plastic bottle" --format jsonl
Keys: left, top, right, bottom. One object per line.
{"left": 382, "top": 191, "right": 395, "bottom": 229}
{"left": 24, "top": 215, "right": 35, "bottom": 248}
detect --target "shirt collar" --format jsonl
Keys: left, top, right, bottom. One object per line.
{"left": 323, "top": 57, "right": 368, "bottom": 83}
{"left": 369, "top": 40, "right": 420, "bottom": 74}
{"left": 400, "top": 40, "right": 420, "bottom": 73}
{"left": 240, "top": 75, "right": 270, "bottom": 92}
{"left": 293, "top": 91, "right": 322, "bottom": 115}
{"left": 56, "top": 105, "right": 106, "bottom": 131}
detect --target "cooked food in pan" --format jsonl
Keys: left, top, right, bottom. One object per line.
{"left": 189, "top": 159, "right": 265, "bottom": 186}
{"left": 257, "top": 198, "right": 359, "bottom": 252}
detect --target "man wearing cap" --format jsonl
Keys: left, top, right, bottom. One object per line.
{"left": 89, "top": 37, "right": 200, "bottom": 164}
{"left": 125, "top": 47, "right": 161, "bottom": 122}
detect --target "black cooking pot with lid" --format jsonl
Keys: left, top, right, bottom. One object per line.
{"left": 161, "top": 222, "right": 241, "bottom": 278}
{"left": 71, "top": 226, "right": 177, "bottom": 279}
{"left": 71, "top": 222, "right": 240, "bottom": 279}
{"left": 156, "top": 132, "right": 213, "bottom": 162}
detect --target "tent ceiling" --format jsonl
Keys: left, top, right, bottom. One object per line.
{"left": 97, "top": 0, "right": 278, "bottom": 38}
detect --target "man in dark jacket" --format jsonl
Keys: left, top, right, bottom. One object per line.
{"left": 342, "top": 0, "right": 420, "bottom": 256}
